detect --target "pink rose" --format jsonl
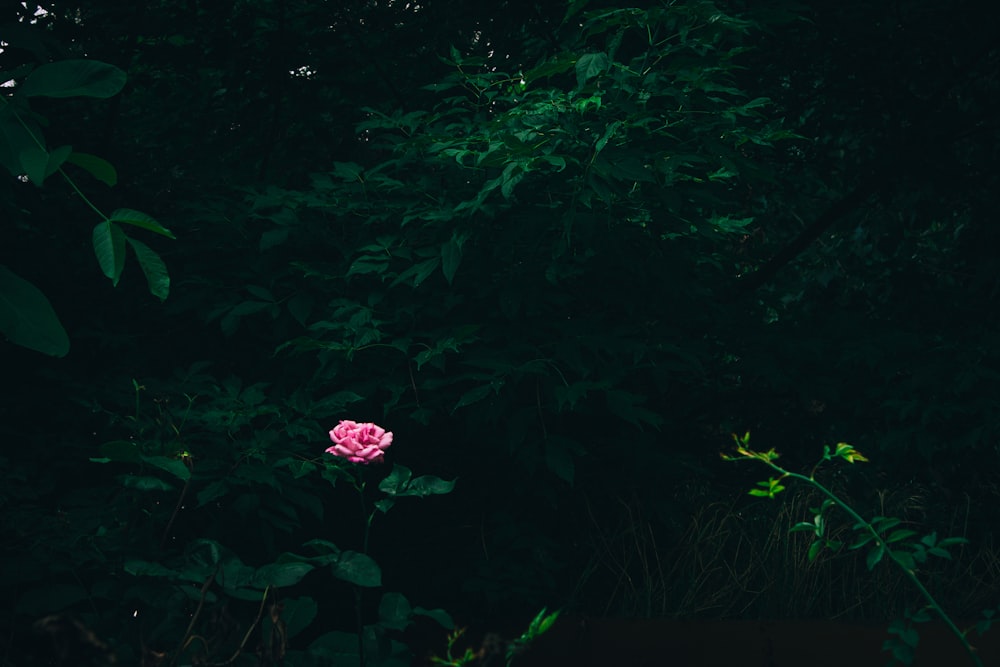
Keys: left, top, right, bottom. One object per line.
{"left": 326, "top": 420, "right": 393, "bottom": 464}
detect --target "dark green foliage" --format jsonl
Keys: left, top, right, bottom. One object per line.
{"left": 3, "top": 0, "right": 1000, "bottom": 663}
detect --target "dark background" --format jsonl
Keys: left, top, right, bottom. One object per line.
{"left": 2, "top": 0, "right": 999, "bottom": 664}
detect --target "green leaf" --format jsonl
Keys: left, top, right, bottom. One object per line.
{"left": 98, "top": 440, "right": 141, "bottom": 463}
{"left": 886, "top": 529, "right": 918, "bottom": 544}
{"left": 142, "top": 455, "right": 191, "bottom": 481}
{"left": 19, "top": 144, "right": 71, "bottom": 185}
{"left": 849, "top": 534, "right": 875, "bottom": 550}
{"left": 109, "top": 208, "right": 175, "bottom": 239}
{"left": 790, "top": 521, "right": 819, "bottom": 534}
{"left": 391, "top": 257, "right": 439, "bottom": 288}
{"left": 866, "top": 544, "right": 885, "bottom": 570}
{"left": 413, "top": 606, "right": 454, "bottom": 629}
{"left": 378, "top": 592, "right": 413, "bottom": 631}
{"left": 453, "top": 384, "right": 492, "bottom": 410}
{"left": 401, "top": 474, "right": 456, "bottom": 497}
{"left": 21, "top": 59, "right": 126, "bottom": 98}
{"left": 253, "top": 561, "right": 315, "bottom": 588}
{"left": 544, "top": 437, "right": 575, "bottom": 485}
{"left": 283, "top": 597, "right": 319, "bottom": 639}
{"left": 66, "top": 152, "right": 118, "bottom": 186}
{"left": 575, "top": 52, "right": 609, "bottom": 88}
{"left": 379, "top": 465, "right": 414, "bottom": 496}
{"left": 441, "top": 233, "right": 464, "bottom": 285}
{"left": 0, "top": 104, "right": 45, "bottom": 177}
{"left": 331, "top": 551, "right": 381, "bottom": 587}
{"left": 126, "top": 237, "right": 170, "bottom": 300}
{"left": 124, "top": 559, "right": 181, "bottom": 578}
{"left": 0, "top": 264, "right": 69, "bottom": 357}
{"left": 92, "top": 221, "right": 127, "bottom": 284}
{"left": 594, "top": 121, "right": 622, "bottom": 153}
{"left": 121, "top": 475, "right": 173, "bottom": 491}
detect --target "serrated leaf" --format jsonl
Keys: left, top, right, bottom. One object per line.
{"left": 92, "top": 221, "right": 127, "bottom": 284}
{"left": 0, "top": 264, "right": 69, "bottom": 356}
{"left": 126, "top": 237, "right": 170, "bottom": 300}
{"left": 21, "top": 59, "right": 126, "bottom": 98}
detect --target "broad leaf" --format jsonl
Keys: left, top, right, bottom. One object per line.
{"left": 19, "top": 144, "right": 71, "bottom": 185}
{"left": 126, "top": 237, "right": 170, "bottom": 300}
{"left": 575, "top": 52, "right": 609, "bottom": 88}
{"left": 109, "top": 208, "right": 175, "bottom": 239}
{"left": 378, "top": 592, "right": 413, "bottom": 631}
{"left": 441, "top": 233, "right": 464, "bottom": 285}
{"left": 0, "top": 264, "right": 69, "bottom": 357}
{"left": 66, "top": 152, "right": 118, "bottom": 186}
{"left": 0, "top": 104, "right": 45, "bottom": 177}
{"left": 253, "top": 561, "right": 315, "bottom": 588}
{"left": 21, "top": 59, "right": 126, "bottom": 99}
{"left": 331, "top": 551, "right": 381, "bottom": 587}
{"left": 92, "top": 221, "right": 127, "bottom": 284}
